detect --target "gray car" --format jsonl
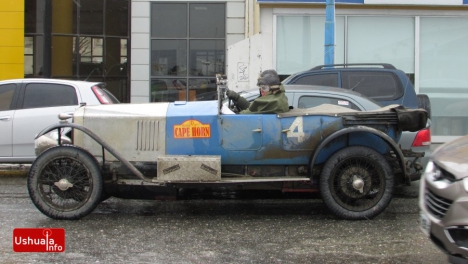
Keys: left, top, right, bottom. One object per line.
{"left": 0, "top": 78, "right": 118, "bottom": 163}
{"left": 419, "top": 135, "right": 468, "bottom": 264}
{"left": 227, "top": 84, "right": 431, "bottom": 180}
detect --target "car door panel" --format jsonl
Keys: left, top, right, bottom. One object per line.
{"left": 12, "top": 105, "right": 78, "bottom": 157}
{"left": 0, "top": 110, "right": 14, "bottom": 157}
{"left": 221, "top": 115, "right": 262, "bottom": 150}
{"left": 0, "top": 83, "right": 19, "bottom": 158}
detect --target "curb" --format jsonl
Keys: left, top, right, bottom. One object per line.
{"left": 0, "top": 170, "right": 28, "bottom": 176}
{"left": 0, "top": 164, "right": 31, "bottom": 177}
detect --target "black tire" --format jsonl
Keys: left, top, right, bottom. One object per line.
{"left": 417, "top": 94, "right": 431, "bottom": 118}
{"left": 27, "top": 146, "right": 103, "bottom": 220}
{"left": 319, "top": 146, "right": 394, "bottom": 220}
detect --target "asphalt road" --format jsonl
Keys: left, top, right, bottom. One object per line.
{"left": 0, "top": 174, "right": 448, "bottom": 264}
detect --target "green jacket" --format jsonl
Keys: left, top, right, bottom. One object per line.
{"left": 240, "top": 85, "right": 289, "bottom": 114}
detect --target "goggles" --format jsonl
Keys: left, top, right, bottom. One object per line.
{"left": 259, "top": 85, "right": 270, "bottom": 92}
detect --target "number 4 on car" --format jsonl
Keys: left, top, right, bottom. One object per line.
{"left": 27, "top": 75, "right": 428, "bottom": 220}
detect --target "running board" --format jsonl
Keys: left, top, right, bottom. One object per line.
{"left": 115, "top": 177, "right": 311, "bottom": 186}
{"left": 151, "top": 176, "right": 311, "bottom": 184}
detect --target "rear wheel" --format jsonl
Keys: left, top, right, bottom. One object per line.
{"left": 27, "top": 146, "right": 103, "bottom": 220}
{"left": 319, "top": 146, "right": 394, "bottom": 220}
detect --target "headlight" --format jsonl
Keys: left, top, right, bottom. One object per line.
{"left": 425, "top": 161, "right": 434, "bottom": 173}
{"left": 464, "top": 177, "right": 468, "bottom": 193}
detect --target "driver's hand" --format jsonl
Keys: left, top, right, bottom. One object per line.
{"left": 226, "top": 90, "right": 240, "bottom": 101}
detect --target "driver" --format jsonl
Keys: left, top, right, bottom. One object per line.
{"left": 226, "top": 69, "right": 289, "bottom": 114}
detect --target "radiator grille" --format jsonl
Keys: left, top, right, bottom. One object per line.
{"left": 136, "top": 120, "right": 159, "bottom": 151}
{"left": 425, "top": 189, "right": 452, "bottom": 219}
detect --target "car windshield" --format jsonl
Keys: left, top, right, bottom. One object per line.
{"left": 222, "top": 90, "right": 259, "bottom": 104}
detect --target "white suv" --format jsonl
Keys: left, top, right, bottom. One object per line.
{"left": 0, "top": 79, "right": 118, "bottom": 163}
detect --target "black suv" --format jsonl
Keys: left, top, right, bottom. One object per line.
{"left": 282, "top": 63, "right": 431, "bottom": 116}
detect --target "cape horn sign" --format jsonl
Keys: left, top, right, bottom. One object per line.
{"left": 174, "top": 119, "right": 211, "bottom": 139}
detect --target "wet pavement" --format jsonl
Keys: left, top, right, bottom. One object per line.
{"left": 0, "top": 175, "right": 447, "bottom": 264}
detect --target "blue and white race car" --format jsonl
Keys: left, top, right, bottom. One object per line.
{"left": 28, "top": 75, "right": 428, "bottom": 220}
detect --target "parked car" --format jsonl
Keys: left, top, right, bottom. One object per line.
{"left": 27, "top": 75, "right": 428, "bottom": 220}
{"left": 282, "top": 63, "right": 431, "bottom": 117}
{"left": 0, "top": 79, "right": 119, "bottom": 163}
{"left": 226, "top": 84, "right": 431, "bottom": 180}
{"left": 419, "top": 135, "right": 468, "bottom": 264}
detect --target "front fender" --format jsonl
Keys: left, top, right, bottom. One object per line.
{"left": 35, "top": 123, "right": 149, "bottom": 182}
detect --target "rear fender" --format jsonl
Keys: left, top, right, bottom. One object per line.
{"left": 309, "top": 126, "right": 408, "bottom": 184}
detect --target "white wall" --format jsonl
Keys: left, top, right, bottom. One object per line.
{"left": 226, "top": 7, "right": 276, "bottom": 91}
{"left": 130, "top": 1, "right": 151, "bottom": 103}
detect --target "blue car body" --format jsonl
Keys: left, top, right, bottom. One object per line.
{"left": 165, "top": 101, "right": 397, "bottom": 165}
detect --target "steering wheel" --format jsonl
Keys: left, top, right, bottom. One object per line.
{"left": 226, "top": 90, "right": 241, "bottom": 113}
{"left": 228, "top": 98, "right": 241, "bottom": 113}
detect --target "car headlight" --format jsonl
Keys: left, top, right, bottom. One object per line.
{"left": 425, "top": 161, "right": 434, "bottom": 173}
{"left": 464, "top": 177, "right": 468, "bottom": 193}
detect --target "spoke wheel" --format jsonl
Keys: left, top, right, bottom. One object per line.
{"left": 28, "top": 146, "right": 103, "bottom": 220}
{"left": 319, "top": 146, "right": 394, "bottom": 220}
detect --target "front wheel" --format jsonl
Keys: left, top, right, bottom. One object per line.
{"left": 27, "top": 146, "right": 103, "bottom": 220}
{"left": 319, "top": 146, "right": 394, "bottom": 220}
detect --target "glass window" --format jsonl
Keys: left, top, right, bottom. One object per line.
{"left": 347, "top": 17, "right": 414, "bottom": 73}
{"left": 151, "top": 3, "right": 226, "bottom": 102}
{"left": 76, "top": 37, "right": 103, "bottom": 63}
{"left": 105, "top": 38, "right": 127, "bottom": 76}
{"left": 151, "top": 40, "right": 187, "bottom": 77}
{"left": 276, "top": 16, "right": 345, "bottom": 74}
{"left": 190, "top": 78, "right": 217, "bottom": 101}
{"left": 189, "top": 40, "right": 225, "bottom": 77}
{"left": 121, "top": 39, "right": 127, "bottom": 62}
{"left": 25, "top": 0, "right": 38, "bottom": 34}
{"left": 298, "top": 96, "right": 360, "bottom": 110}
{"left": 293, "top": 73, "right": 338, "bottom": 87}
{"left": 420, "top": 17, "right": 468, "bottom": 136}
{"left": 341, "top": 72, "right": 403, "bottom": 101}
{"left": 189, "top": 4, "right": 225, "bottom": 38}
{"left": 0, "top": 84, "right": 17, "bottom": 111}
{"left": 151, "top": 4, "right": 187, "bottom": 38}
{"left": 80, "top": 0, "right": 104, "bottom": 35}
{"left": 32, "top": 0, "right": 129, "bottom": 102}
{"left": 23, "top": 84, "right": 78, "bottom": 109}
{"left": 151, "top": 79, "right": 186, "bottom": 102}
{"left": 106, "top": 0, "right": 129, "bottom": 36}
{"left": 24, "top": 37, "right": 34, "bottom": 75}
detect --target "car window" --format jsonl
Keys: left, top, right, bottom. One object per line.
{"left": 22, "top": 83, "right": 78, "bottom": 109}
{"left": 0, "top": 84, "right": 17, "bottom": 111}
{"left": 292, "top": 73, "right": 338, "bottom": 87}
{"left": 341, "top": 72, "right": 404, "bottom": 100}
{"left": 298, "top": 96, "right": 361, "bottom": 110}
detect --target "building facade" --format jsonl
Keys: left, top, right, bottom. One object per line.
{"left": 1, "top": 0, "right": 468, "bottom": 143}
{"left": 231, "top": 0, "right": 468, "bottom": 143}
{"left": 130, "top": 0, "right": 248, "bottom": 103}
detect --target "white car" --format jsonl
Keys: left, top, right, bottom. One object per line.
{"left": 0, "top": 79, "right": 118, "bottom": 163}
{"left": 419, "top": 135, "right": 468, "bottom": 263}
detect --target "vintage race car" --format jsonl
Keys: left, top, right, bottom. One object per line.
{"left": 28, "top": 75, "right": 428, "bottom": 220}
